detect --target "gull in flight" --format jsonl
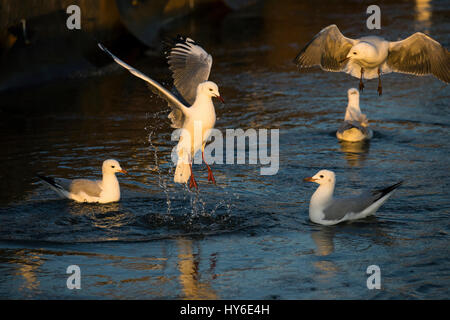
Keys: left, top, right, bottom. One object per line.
{"left": 304, "top": 170, "right": 402, "bottom": 225}
{"left": 294, "top": 24, "right": 450, "bottom": 95}
{"left": 336, "top": 88, "right": 373, "bottom": 142}
{"left": 98, "top": 37, "right": 224, "bottom": 189}
{"left": 37, "top": 159, "right": 127, "bottom": 203}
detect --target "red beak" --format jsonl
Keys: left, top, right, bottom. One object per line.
{"left": 303, "top": 177, "right": 316, "bottom": 182}
{"left": 216, "top": 95, "right": 225, "bottom": 103}
{"left": 119, "top": 169, "right": 127, "bottom": 174}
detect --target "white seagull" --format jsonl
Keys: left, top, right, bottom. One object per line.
{"left": 336, "top": 88, "right": 373, "bottom": 142}
{"left": 304, "top": 170, "right": 402, "bottom": 225}
{"left": 98, "top": 37, "right": 223, "bottom": 189}
{"left": 37, "top": 159, "right": 127, "bottom": 203}
{"left": 294, "top": 24, "right": 450, "bottom": 95}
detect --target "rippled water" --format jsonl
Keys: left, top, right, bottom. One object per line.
{"left": 0, "top": 0, "right": 449, "bottom": 299}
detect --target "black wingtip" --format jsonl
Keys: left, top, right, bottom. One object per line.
{"left": 373, "top": 181, "right": 403, "bottom": 200}
{"left": 36, "top": 174, "right": 56, "bottom": 186}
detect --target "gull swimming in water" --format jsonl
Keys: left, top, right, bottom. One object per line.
{"left": 37, "top": 159, "right": 127, "bottom": 203}
{"left": 304, "top": 170, "right": 402, "bottom": 225}
{"left": 336, "top": 88, "right": 373, "bottom": 142}
{"left": 294, "top": 24, "right": 450, "bottom": 95}
{"left": 98, "top": 37, "right": 224, "bottom": 189}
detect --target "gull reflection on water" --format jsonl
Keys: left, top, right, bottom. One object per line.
{"left": 311, "top": 228, "right": 339, "bottom": 280}
{"left": 177, "top": 239, "right": 218, "bottom": 300}
{"left": 415, "top": 0, "right": 432, "bottom": 32}
{"left": 338, "top": 140, "right": 371, "bottom": 167}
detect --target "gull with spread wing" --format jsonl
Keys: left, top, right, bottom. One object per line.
{"left": 98, "top": 37, "right": 224, "bottom": 189}
{"left": 294, "top": 25, "right": 449, "bottom": 95}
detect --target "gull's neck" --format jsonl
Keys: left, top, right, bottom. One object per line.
{"left": 101, "top": 171, "right": 120, "bottom": 201}
{"left": 192, "top": 93, "right": 215, "bottom": 111}
{"left": 310, "top": 182, "right": 335, "bottom": 210}
{"left": 344, "top": 97, "right": 361, "bottom": 121}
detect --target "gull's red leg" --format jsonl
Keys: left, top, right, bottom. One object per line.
{"left": 202, "top": 150, "right": 216, "bottom": 184}
{"left": 189, "top": 163, "right": 198, "bottom": 189}
{"left": 377, "top": 68, "right": 382, "bottom": 96}
{"left": 359, "top": 67, "right": 365, "bottom": 92}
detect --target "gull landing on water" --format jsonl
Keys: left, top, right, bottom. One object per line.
{"left": 37, "top": 159, "right": 127, "bottom": 203}
{"left": 294, "top": 24, "right": 450, "bottom": 95}
{"left": 98, "top": 37, "right": 224, "bottom": 189}
{"left": 304, "top": 170, "right": 402, "bottom": 226}
{"left": 336, "top": 88, "right": 373, "bottom": 142}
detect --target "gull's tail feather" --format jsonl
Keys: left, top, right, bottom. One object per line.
{"left": 174, "top": 147, "right": 191, "bottom": 184}
{"left": 174, "top": 161, "right": 191, "bottom": 183}
{"left": 36, "top": 174, "right": 70, "bottom": 198}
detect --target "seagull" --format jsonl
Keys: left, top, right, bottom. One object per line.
{"left": 304, "top": 170, "right": 402, "bottom": 225}
{"left": 37, "top": 159, "right": 127, "bottom": 203}
{"left": 98, "top": 37, "right": 224, "bottom": 189}
{"left": 294, "top": 24, "right": 450, "bottom": 95}
{"left": 336, "top": 88, "right": 373, "bottom": 142}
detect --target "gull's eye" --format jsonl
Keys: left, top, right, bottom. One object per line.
{"left": 111, "top": 166, "right": 115, "bottom": 168}
{"left": 209, "top": 88, "right": 213, "bottom": 91}
{"left": 320, "top": 175, "right": 324, "bottom": 178}
{"left": 353, "top": 52, "right": 357, "bottom": 55}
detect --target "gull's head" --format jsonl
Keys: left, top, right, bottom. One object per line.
{"left": 304, "top": 170, "right": 335, "bottom": 185}
{"left": 347, "top": 88, "right": 360, "bottom": 104}
{"left": 198, "top": 81, "right": 224, "bottom": 103}
{"left": 345, "top": 42, "right": 375, "bottom": 61}
{"left": 102, "top": 159, "right": 127, "bottom": 175}
{"left": 348, "top": 88, "right": 359, "bottom": 98}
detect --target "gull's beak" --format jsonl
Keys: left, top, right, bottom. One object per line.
{"left": 303, "top": 177, "right": 317, "bottom": 182}
{"left": 119, "top": 169, "right": 127, "bottom": 174}
{"left": 340, "top": 56, "right": 349, "bottom": 63}
{"left": 216, "top": 95, "right": 225, "bottom": 103}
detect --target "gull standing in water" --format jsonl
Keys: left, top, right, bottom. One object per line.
{"left": 336, "top": 88, "right": 373, "bottom": 142}
{"left": 304, "top": 170, "right": 402, "bottom": 225}
{"left": 37, "top": 159, "right": 127, "bottom": 203}
{"left": 98, "top": 37, "right": 224, "bottom": 189}
{"left": 294, "top": 24, "right": 450, "bottom": 95}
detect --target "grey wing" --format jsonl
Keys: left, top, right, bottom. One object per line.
{"left": 166, "top": 36, "right": 213, "bottom": 105}
{"left": 98, "top": 43, "right": 189, "bottom": 128}
{"left": 294, "top": 24, "right": 356, "bottom": 72}
{"left": 69, "top": 179, "right": 103, "bottom": 197}
{"left": 322, "top": 194, "right": 375, "bottom": 221}
{"left": 387, "top": 32, "right": 450, "bottom": 83}
{"left": 337, "top": 121, "right": 371, "bottom": 136}
{"left": 323, "top": 181, "right": 403, "bottom": 221}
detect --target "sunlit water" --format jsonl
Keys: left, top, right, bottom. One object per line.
{"left": 0, "top": 0, "right": 449, "bottom": 299}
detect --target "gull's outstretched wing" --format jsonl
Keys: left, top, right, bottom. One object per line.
{"left": 323, "top": 181, "right": 403, "bottom": 222}
{"left": 387, "top": 32, "right": 450, "bottom": 83}
{"left": 98, "top": 43, "right": 189, "bottom": 128}
{"left": 166, "top": 36, "right": 212, "bottom": 105}
{"left": 294, "top": 24, "right": 356, "bottom": 72}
